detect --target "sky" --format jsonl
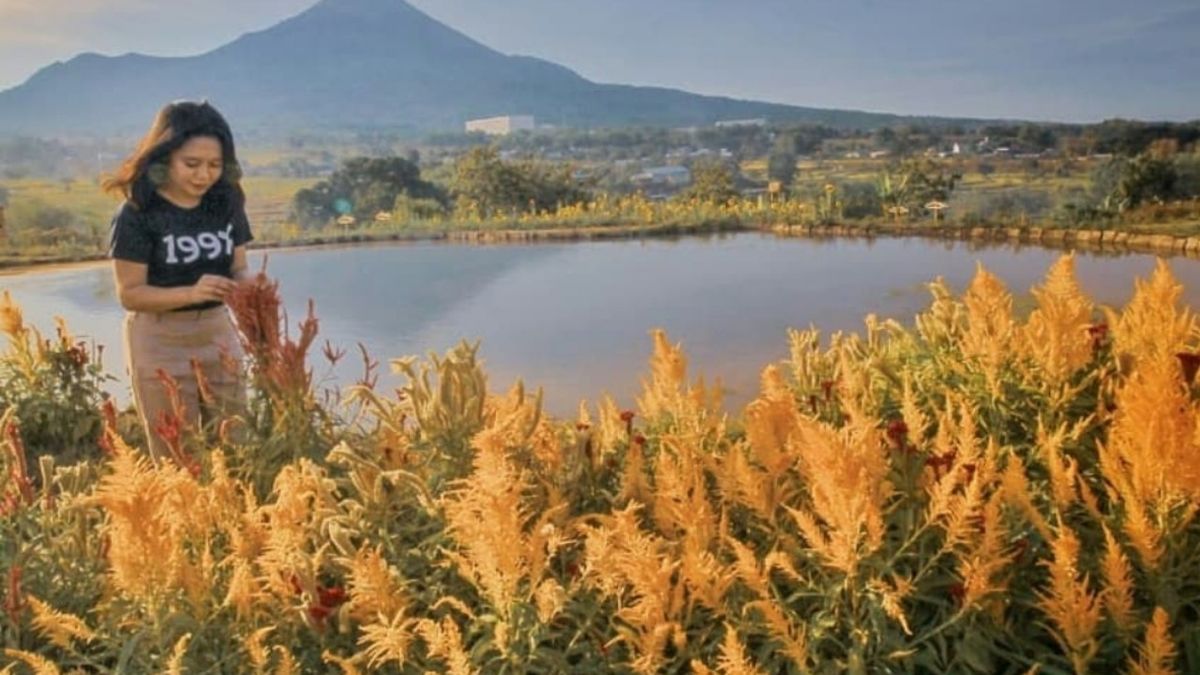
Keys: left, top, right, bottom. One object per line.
{"left": 0, "top": 0, "right": 1197, "bottom": 123}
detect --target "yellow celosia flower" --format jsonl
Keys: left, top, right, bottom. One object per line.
{"left": 743, "top": 597, "right": 809, "bottom": 668}
{"left": 534, "top": 578, "right": 567, "bottom": 623}
{"left": 244, "top": 626, "right": 274, "bottom": 671}
{"left": 2, "top": 649, "right": 61, "bottom": 675}
{"left": 359, "top": 610, "right": 414, "bottom": 669}
{"left": 637, "top": 329, "right": 723, "bottom": 434}
{"left": 715, "top": 623, "right": 768, "bottom": 675}
{"left": 1100, "top": 525, "right": 1136, "bottom": 634}
{"left": 0, "top": 290, "right": 24, "bottom": 337}
{"left": 414, "top": 617, "right": 474, "bottom": 675}
{"left": 321, "top": 651, "right": 363, "bottom": 675}
{"left": 960, "top": 263, "right": 1016, "bottom": 396}
{"left": 787, "top": 410, "right": 892, "bottom": 576}
{"left": 1037, "top": 524, "right": 1102, "bottom": 675}
{"left": 346, "top": 547, "right": 407, "bottom": 624}
{"left": 1128, "top": 607, "right": 1178, "bottom": 675}
{"left": 1104, "top": 353, "right": 1200, "bottom": 504}
{"left": 26, "top": 595, "right": 96, "bottom": 649}
{"left": 1020, "top": 255, "right": 1094, "bottom": 386}
{"left": 165, "top": 634, "right": 191, "bottom": 675}
{"left": 743, "top": 365, "right": 799, "bottom": 476}
{"left": 1110, "top": 259, "right": 1195, "bottom": 364}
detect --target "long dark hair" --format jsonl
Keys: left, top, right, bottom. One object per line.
{"left": 102, "top": 100, "right": 244, "bottom": 214}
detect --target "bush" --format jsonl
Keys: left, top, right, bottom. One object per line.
{"left": 4, "top": 257, "right": 1200, "bottom": 673}
{"left": 5, "top": 198, "right": 92, "bottom": 249}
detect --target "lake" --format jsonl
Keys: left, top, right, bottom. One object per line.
{"left": 4, "top": 233, "right": 1200, "bottom": 416}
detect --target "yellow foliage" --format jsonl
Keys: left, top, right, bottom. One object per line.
{"left": 1104, "top": 353, "right": 1200, "bottom": 505}
{"left": 1038, "top": 524, "right": 1102, "bottom": 675}
{"left": 414, "top": 617, "right": 475, "bottom": 675}
{"left": 1128, "top": 607, "right": 1178, "bottom": 675}
{"left": 785, "top": 400, "right": 892, "bottom": 576}
{"left": 2, "top": 650, "right": 60, "bottom": 675}
{"left": 743, "top": 365, "right": 799, "bottom": 477}
{"left": 1020, "top": 255, "right": 1094, "bottom": 386}
{"left": 638, "top": 329, "right": 724, "bottom": 437}
{"left": 961, "top": 263, "right": 1016, "bottom": 396}
{"left": 715, "top": 624, "right": 767, "bottom": 675}
{"left": 1109, "top": 259, "right": 1195, "bottom": 364}
{"left": 0, "top": 290, "right": 24, "bottom": 339}
{"left": 165, "top": 633, "right": 191, "bottom": 675}
{"left": 359, "top": 610, "right": 415, "bottom": 669}
{"left": 1100, "top": 525, "right": 1136, "bottom": 635}
{"left": 346, "top": 547, "right": 408, "bottom": 625}
{"left": 26, "top": 595, "right": 95, "bottom": 649}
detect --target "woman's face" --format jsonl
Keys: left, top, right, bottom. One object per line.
{"left": 163, "top": 135, "right": 223, "bottom": 203}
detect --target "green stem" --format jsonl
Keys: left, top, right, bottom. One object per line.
{"left": 907, "top": 609, "right": 968, "bottom": 650}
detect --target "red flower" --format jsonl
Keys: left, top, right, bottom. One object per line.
{"left": 317, "top": 585, "right": 347, "bottom": 607}
{"left": 1177, "top": 352, "right": 1200, "bottom": 383}
{"left": 1010, "top": 537, "right": 1030, "bottom": 564}
{"left": 633, "top": 434, "right": 647, "bottom": 447}
{"left": 307, "top": 603, "right": 333, "bottom": 623}
{"left": 820, "top": 380, "right": 836, "bottom": 401}
{"left": 322, "top": 340, "right": 346, "bottom": 366}
{"left": 619, "top": 410, "right": 635, "bottom": 435}
{"left": 3, "top": 565, "right": 22, "bottom": 622}
{"left": 885, "top": 418, "right": 908, "bottom": 445}
{"left": 962, "top": 463, "right": 977, "bottom": 482}
{"left": 949, "top": 582, "right": 966, "bottom": 605}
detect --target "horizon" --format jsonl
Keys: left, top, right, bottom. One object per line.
{"left": 0, "top": 0, "right": 1197, "bottom": 124}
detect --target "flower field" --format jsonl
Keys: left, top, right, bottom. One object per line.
{"left": 2, "top": 254, "right": 1199, "bottom": 673}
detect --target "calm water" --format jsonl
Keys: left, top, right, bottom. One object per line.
{"left": 4, "top": 233, "right": 1200, "bottom": 416}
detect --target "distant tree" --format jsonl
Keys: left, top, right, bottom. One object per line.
{"left": 677, "top": 160, "right": 739, "bottom": 204}
{"left": 840, "top": 181, "right": 884, "bottom": 219}
{"left": 451, "top": 146, "right": 589, "bottom": 217}
{"left": 1017, "top": 124, "right": 1057, "bottom": 151}
{"left": 878, "top": 158, "right": 961, "bottom": 214}
{"left": 766, "top": 144, "right": 798, "bottom": 186}
{"left": 1113, "top": 153, "right": 1177, "bottom": 209}
{"left": 292, "top": 156, "right": 446, "bottom": 228}
{"left": 872, "top": 127, "right": 896, "bottom": 151}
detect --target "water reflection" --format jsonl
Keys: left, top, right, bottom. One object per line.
{"left": 3, "top": 234, "right": 1198, "bottom": 416}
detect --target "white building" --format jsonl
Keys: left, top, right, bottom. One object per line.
{"left": 714, "top": 118, "right": 767, "bottom": 128}
{"left": 465, "top": 115, "right": 536, "bottom": 135}
{"left": 632, "top": 165, "right": 692, "bottom": 187}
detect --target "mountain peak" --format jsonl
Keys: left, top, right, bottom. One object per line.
{"left": 0, "top": 0, "right": 919, "bottom": 135}
{"left": 304, "top": 0, "right": 421, "bottom": 18}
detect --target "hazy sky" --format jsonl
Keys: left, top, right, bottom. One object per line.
{"left": 0, "top": 0, "right": 1196, "bottom": 122}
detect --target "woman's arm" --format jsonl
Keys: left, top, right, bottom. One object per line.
{"left": 230, "top": 245, "right": 252, "bottom": 282}
{"left": 113, "top": 260, "right": 236, "bottom": 312}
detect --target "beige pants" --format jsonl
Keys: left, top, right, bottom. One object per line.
{"left": 123, "top": 306, "right": 245, "bottom": 461}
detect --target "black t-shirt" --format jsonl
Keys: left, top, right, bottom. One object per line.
{"left": 109, "top": 193, "right": 253, "bottom": 311}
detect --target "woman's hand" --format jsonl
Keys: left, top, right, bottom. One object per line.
{"left": 189, "top": 274, "right": 238, "bottom": 304}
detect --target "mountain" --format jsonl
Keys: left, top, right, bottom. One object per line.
{"left": 0, "top": 0, "right": 977, "bottom": 136}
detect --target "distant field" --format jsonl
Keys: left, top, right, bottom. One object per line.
{"left": 3, "top": 176, "right": 315, "bottom": 229}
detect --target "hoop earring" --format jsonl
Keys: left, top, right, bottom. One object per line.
{"left": 147, "top": 163, "right": 169, "bottom": 187}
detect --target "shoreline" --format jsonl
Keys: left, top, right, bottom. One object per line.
{"left": 3, "top": 218, "right": 1200, "bottom": 278}
{"left": 0, "top": 219, "right": 741, "bottom": 276}
{"left": 764, "top": 221, "right": 1200, "bottom": 257}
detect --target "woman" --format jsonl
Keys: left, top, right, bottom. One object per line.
{"left": 104, "top": 101, "right": 253, "bottom": 461}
